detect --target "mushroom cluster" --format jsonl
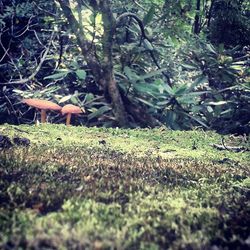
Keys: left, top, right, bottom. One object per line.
{"left": 23, "top": 98, "right": 85, "bottom": 126}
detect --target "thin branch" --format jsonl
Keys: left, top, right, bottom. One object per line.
{"left": 212, "top": 143, "right": 249, "bottom": 152}
{"left": 3, "top": 92, "right": 20, "bottom": 124}
{"left": 132, "top": 0, "right": 147, "bottom": 11}
{"left": 56, "top": 32, "right": 64, "bottom": 69}
{"left": 76, "top": 0, "right": 84, "bottom": 35}
{"left": 0, "top": 31, "right": 55, "bottom": 85}
{"left": 13, "top": 15, "right": 35, "bottom": 38}
{"left": 0, "top": 42, "right": 10, "bottom": 63}
{"left": 0, "top": 33, "right": 23, "bottom": 78}
{"left": 115, "top": 12, "right": 171, "bottom": 85}
{"left": 33, "top": 2, "right": 58, "bottom": 17}
{"left": 31, "top": 29, "right": 45, "bottom": 47}
{"left": 116, "top": 12, "right": 148, "bottom": 39}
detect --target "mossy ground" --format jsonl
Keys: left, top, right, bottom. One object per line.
{"left": 0, "top": 124, "right": 249, "bottom": 249}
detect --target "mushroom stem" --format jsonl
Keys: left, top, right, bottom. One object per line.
{"left": 41, "top": 110, "right": 47, "bottom": 123}
{"left": 66, "top": 113, "right": 72, "bottom": 126}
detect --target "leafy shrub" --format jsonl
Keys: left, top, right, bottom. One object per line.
{"left": 178, "top": 39, "right": 250, "bottom": 134}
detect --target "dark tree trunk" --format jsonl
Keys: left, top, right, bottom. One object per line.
{"left": 194, "top": 0, "right": 201, "bottom": 34}
{"left": 207, "top": 0, "right": 215, "bottom": 28}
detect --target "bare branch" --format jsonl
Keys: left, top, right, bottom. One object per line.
{"left": 33, "top": 2, "right": 58, "bottom": 17}
{"left": 116, "top": 12, "right": 148, "bottom": 40}
{"left": 0, "top": 33, "right": 23, "bottom": 78}
{"left": 31, "top": 29, "right": 45, "bottom": 47}
{"left": 0, "top": 31, "right": 55, "bottom": 85}
{"left": 13, "top": 15, "right": 35, "bottom": 38}
{"left": 115, "top": 12, "right": 171, "bottom": 85}
{"left": 0, "top": 42, "right": 10, "bottom": 63}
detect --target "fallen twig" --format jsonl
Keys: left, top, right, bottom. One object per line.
{"left": 211, "top": 143, "right": 249, "bottom": 152}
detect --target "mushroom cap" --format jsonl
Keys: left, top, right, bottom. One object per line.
{"left": 22, "top": 99, "right": 62, "bottom": 111}
{"left": 61, "top": 104, "right": 85, "bottom": 115}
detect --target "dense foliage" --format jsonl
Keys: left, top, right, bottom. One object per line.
{"left": 0, "top": 0, "right": 249, "bottom": 133}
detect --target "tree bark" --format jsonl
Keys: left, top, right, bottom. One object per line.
{"left": 57, "top": 0, "right": 129, "bottom": 127}
{"left": 193, "top": 0, "right": 201, "bottom": 34}
{"left": 206, "top": 0, "right": 215, "bottom": 29}
{"left": 99, "top": 1, "right": 129, "bottom": 127}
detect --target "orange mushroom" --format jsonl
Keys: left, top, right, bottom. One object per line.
{"left": 22, "top": 98, "right": 62, "bottom": 123}
{"left": 61, "top": 104, "right": 85, "bottom": 126}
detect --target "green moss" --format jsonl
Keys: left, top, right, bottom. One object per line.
{"left": 0, "top": 124, "right": 249, "bottom": 249}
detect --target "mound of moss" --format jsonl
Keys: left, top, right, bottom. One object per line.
{"left": 0, "top": 124, "right": 249, "bottom": 249}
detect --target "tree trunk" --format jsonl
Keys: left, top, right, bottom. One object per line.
{"left": 193, "top": 0, "right": 201, "bottom": 34}
{"left": 57, "top": 0, "right": 129, "bottom": 127}
{"left": 206, "top": 0, "right": 215, "bottom": 29}
{"left": 100, "top": 1, "right": 129, "bottom": 127}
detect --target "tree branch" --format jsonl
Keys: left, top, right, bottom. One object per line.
{"left": 0, "top": 31, "right": 55, "bottom": 85}
{"left": 116, "top": 12, "right": 148, "bottom": 39}
{"left": 115, "top": 12, "right": 171, "bottom": 85}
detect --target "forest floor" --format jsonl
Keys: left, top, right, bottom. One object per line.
{"left": 0, "top": 124, "right": 249, "bottom": 250}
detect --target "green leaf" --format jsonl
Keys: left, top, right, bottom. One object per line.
{"left": 206, "top": 43, "right": 217, "bottom": 54}
{"left": 163, "top": 84, "right": 175, "bottom": 96}
{"left": 230, "top": 65, "right": 243, "bottom": 71}
{"left": 70, "top": 61, "right": 79, "bottom": 69}
{"left": 87, "top": 106, "right": 112, "bottom": 120}
{"left": 59, "top": 95, "right": 72, "bottom": 103}
{"left": 124, "top": 66, "right": 140, "bottom": 81}
{"left": 174, "top": 84, "right": 188, "bottom": 96}
{"left": 143, "top": 5, "right": 155, "bottom": 26}
{"left": 189, "top": 75, "right": 208, "bottom": 90}
{"left": 70, "top": 96, "right": 79, "bottom": 105}
{"left": 182, "top": 91, "right": 209, "bottom": 96}
{"left": 75, "top": 69, "right": 86, "bottom": 80}
{"left": 140, "top": 68, "right": 167, "bottom": 80}
{"left": 191, "top": 106, "right": 202, "bottom": 113}
{"left": 13, "top": 89, "right": 24, "bottom": 94}
{"left": 136, "top": 97, "right": 161, "bottom": 109}
{"left": 207, "top": 101, "right": 227, "bottom": 106}
{"left": 133, "top": 84, "right": 158, "bottom": 97}
{"left": 207, "top": 106, "right": 213, "bottom": 113}
{"left": 84, "top": 93, "right": 95, "bottom": 103}
{"left": 153, "top": 79, "right": 165, "bottom": 94}
{"left": 143, "top": 39, "right": 154, "bottom": 51}
{"left": 182, "top": 112, "right": 209, "bottom": 128}
{"left": 96, "top": 13, "right": 102, "bottom": 24}
{"left": 157, "top": 100, "right": 169, "bottom": 106}
{"left": 165, "top": 111, "right": 177, "bottom": 127}
{"left": 44, "top": 71, "right": 68, "bottom": 80}
{"left": 181, "top": 63, "right": 197, "bottom": 70}
{"left": 221, "top": 109, "right": 232, "bottom": 115}
{"left": 177, "top": 95, "right": 198, "bottom": 105}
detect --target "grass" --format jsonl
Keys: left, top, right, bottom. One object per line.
{"left": 0, "top": 124, "right": 249, "bottom": 249}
